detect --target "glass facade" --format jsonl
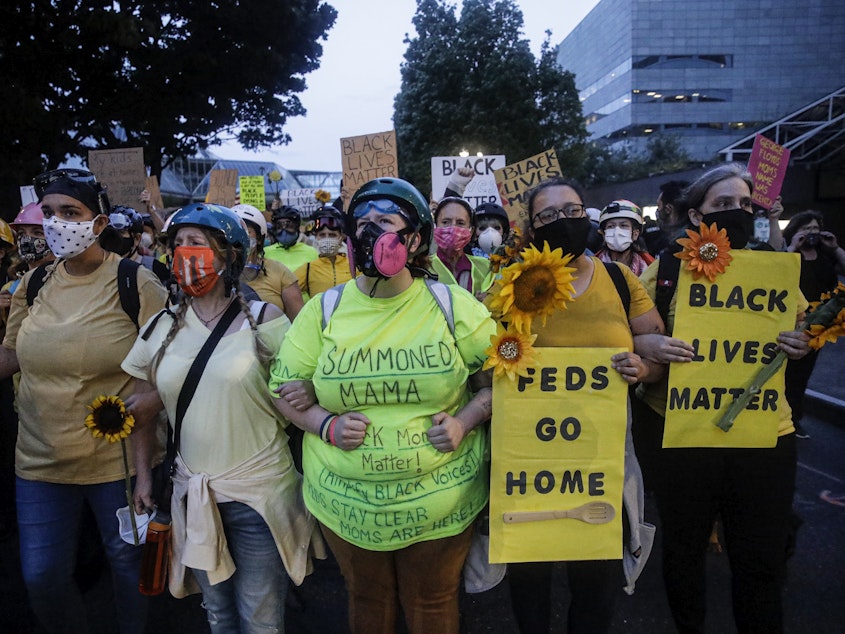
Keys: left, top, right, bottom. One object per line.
{"left": 557, "top": 0, "right": 845, "bottom": 160}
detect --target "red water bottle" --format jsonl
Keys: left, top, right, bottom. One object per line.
{"left": 138, "top": 512, "right": 171, "bottom": 596}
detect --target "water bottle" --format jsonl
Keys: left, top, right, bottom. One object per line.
{"left": 138, "top": 512, "right": 171, "bottom": 596}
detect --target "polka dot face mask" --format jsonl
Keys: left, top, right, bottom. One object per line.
{"left": 43, "top": 216, "right": 99, "bottom": 259}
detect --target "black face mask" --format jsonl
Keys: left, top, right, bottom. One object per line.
{"left": 98, "top": 226, "right": 136, "bottom": 257}
{"left": 704, "top": 208, "right": 754, "bottom": 249}
{"left": 531, "top": 216, "right": 592, "bottom": 258}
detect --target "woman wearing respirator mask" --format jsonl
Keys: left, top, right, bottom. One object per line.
{"left": 294, "top": 205, "right": 355, "bottom": 301}
{"left": 595, "top": 199, "right": 655, "bottom": 276}
{"left": 430, "top": 197, "right": 493, "bottom": 299}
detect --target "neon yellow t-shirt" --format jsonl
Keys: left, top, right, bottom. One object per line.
{"left": 263, "top": 241, "right": 318, "bottom": 273}
{"left": 269, "top": 278, "right": 496, "bottom": 551}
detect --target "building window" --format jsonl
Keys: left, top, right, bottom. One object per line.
{"left": 632, "top": 89, "right": 732, "bottom": 103}
{"left": 632, "top": 54, "right": 733, "bottom": 69}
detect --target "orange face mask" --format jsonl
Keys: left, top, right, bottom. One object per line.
{"left": 172, "top": 246, "right": 221, "bottom": 296}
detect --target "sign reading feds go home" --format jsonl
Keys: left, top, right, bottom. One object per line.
{"left": 664, "top": 250, "right": 800, "bottom": 449}
{"left": 490, "top": 348, "right": 627, "bottom": 563}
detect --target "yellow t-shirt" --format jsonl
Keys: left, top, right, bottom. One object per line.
{"left": 247, "top": 259, "right": 299, "bottom": 313}
{"left": 534, "top": 258, "right": 654, "bottom": 350}
{"left": 637, "top": 257, "right": 807, "bottom": 435}
{"left": 295, "top": 255, "right": 354, "bottom": 302}
{"left": 4, "top": 253, "right": 167, "bottom": 484}
{"left": 263, "top": 241, "right": 318, "bottom": 273}
{"left": 122, "top": 306, "right": 291, "bottom": 476}
{"left": 269, "top": 278, "right": 496, "bottom": 551}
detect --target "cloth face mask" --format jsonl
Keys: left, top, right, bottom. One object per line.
{"left": 172, "top": 245, "right": 222, "bottom": 296}
{"left": 43, "top": 216, "right": 98, "bottom": 259}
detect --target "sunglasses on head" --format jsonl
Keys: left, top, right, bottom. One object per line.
{"left": 33, "top": 168, "right": 99, "bottom": 200}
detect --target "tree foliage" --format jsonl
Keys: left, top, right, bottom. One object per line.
{"left": 0, "top": 0, "right": 336, "bottom": 212}
{"left": 580, "top": 134, "right": 691, "bottom": 186}
{"left": 394, "top": 0, "right": 587, "bottom": 196}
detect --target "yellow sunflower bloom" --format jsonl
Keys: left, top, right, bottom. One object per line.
{"left": 85, "top": 395, "right": 135, "bottom": 443}
{"left": 483, "top": 325, "right": 538, "bottom": 381}
{"left": 674, "top": 222, "right": 733, "bottom": 282}
{"left": 315, "top": 189, "right": 332, "bottom": 203}
{"left": 486, "top": 243, "right": 575, "bottom": 334}
{"left": 807, "top": 322, "right": 845, "bottom": 350}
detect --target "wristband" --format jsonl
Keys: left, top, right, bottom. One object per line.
{"left": 319, "top": 414, "right": 334, "bottom": 443}
{"left": 328, "top": 417, "right": 339, "bottom": 446}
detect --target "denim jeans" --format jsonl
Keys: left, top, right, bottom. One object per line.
{"left": 16, "top": 476, "right": 148, "bottom": 634}
{"left": 192, "top": 501, "right": 289, "bottom": 633}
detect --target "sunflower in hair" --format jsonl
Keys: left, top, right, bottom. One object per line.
{"left": 486, "top": 243, "right": 575, "bottom": 334}
{"left": 85, "top": 395, "right": 135, "bottom": 443}
{"left": 675, "top": 222, "right": 733, "bottom": 282}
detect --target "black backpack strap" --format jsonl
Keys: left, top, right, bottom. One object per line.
{"left": 257, "top": 301, "right": 270, "bottom": 325}
{"left": 117, "top": 258, "right": 142, "bottom": 330}
{"left": 25, "top": 263, "right": 52, "bottom": 307}
{"left": 655, "top": 249, "right": 682, "bottom": 329}
{"left": 305, "top": 262, "right": 311, "bottom": 298}
{"left": 603, "top": 262, "right": 631, "bottom": 320}
{"left": 140, "top": 308, "right": 176, "bottom": 341}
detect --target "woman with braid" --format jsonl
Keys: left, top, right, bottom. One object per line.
{"left": 122, "top": 203, "right": 322, "bottom": 632}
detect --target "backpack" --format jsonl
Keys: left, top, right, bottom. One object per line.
{"left": 26, "top": 258, "right": 142, "bottom": 330}
{"left": 602, "top": 261, "right": 631, "bottom": 320}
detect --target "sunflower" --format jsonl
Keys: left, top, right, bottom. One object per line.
{"left": 85, "top": 395, "right": 135, "bottom": 443}
{"left": 806, "top": 320, "right": 845, "bottom": 350}
{"left": 674, "top": 222, "right": 733, "bottom": 282}
{"left": 314, "top": 189, "right": 332, "bottom": 203}
{"left": 483, "top": 325, "right": 538, "bottom": 381}
{"left": 486, "top": 243, "right": 575, "bottom": 334}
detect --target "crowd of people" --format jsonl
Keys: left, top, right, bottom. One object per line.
{"left": 0, "top": 161, "right": 841, "bottom": 634}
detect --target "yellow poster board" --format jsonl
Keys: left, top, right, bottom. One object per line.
{"left": 664, "top": 250, "right": 801, "bottom": 448}
{"left": 493, "top": 149, "right": 562, "bottom": 228}
{"left": 239, "top": 175, "right": 266, "bottom": 210}
{"left": 489, "top": 347, "right": 627, "bottom": 564}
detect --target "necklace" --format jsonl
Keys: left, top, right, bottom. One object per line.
{"left": 193, "top": 297, "right": 235, "bottom": 326}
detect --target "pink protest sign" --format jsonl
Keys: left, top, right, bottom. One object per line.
{"left": 747, "top": 134, "right": 790, "bottom": 209}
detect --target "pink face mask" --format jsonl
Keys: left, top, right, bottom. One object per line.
{"left": 434, "top": 225, "right": 472, "bottom": 259}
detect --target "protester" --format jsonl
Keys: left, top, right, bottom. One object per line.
{"left": 122, "top": 202, "right": 321, "bottom": 632}
{"left": 0, "top": 168, "right": 167, "bottom": 633}
{"left": 295, "top": 204, "right": 354, "bottom": 301}
{"left": 505, "top": 177, "right": 663, "bottom": 634}
{"left": 270, "top": 177, "right": 495, "bottom": 634}
{"left": 264, "top": 204, "right": 318, "bottom": 272}
{"left": 100, "top": 205, "right": 171, "bottom": 283}
{"left": 642, "top": 180, "right": 690, "bottom": 256}
{"left": 595, "top": 199, "right": 655, "bottom": 276}
{"left": 431, "top": 196, "right": 492, "bottom": 297}
{"left": 636, "top": 163, "right": 811, "bottom": 634}
{"left": 781, "top": 210, "right": 845, "bottom": 438}
{"left": 471, "top": 201, "right": 510, "bottom": 257}
{"left": 232, "top": 203, "right": 304, "bottom": 322}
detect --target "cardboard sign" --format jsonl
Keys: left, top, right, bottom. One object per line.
{"left": 19, "top": 186, "right": 38, "bottom": 207}
{"left": 340, "top": 130, "right": 398, "bottom": 206}
{"left": 664, "top": 250, "right": 800, "bottom": 448}
{"left": 489, "top": 348, "right": 627, "bottom": 564}
{"left": 494, "top": 149, "right": 562, "bottom": 227}
{"left": 206, "top": 169, "right": 239, "bottom": 207}
{"left": 430, "top": 155, "right": 506, "bottom": 207}
{"left": 88, "top": 147, "right": 147, "bottom": 209}
{"left": 144, "top": 175, "right": 165, "bottom": 212}
{"left": 238, "top": 176, "right": 266, "bottom": 210}
{"left": 279, "top": 188, "right": 322, "bottom": 217}
{"left": 748, "top": 135, "right": 791, "bottom": 209}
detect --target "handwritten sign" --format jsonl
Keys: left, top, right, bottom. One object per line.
{"left": 494, "top": 149, "right": 562, "bottom": 227}
{"left": 340, "top": 130, "right": 398, "bottom": 203}
{"left": 205, "top": 169, "right": 238, "bottom": 207}
{"left": 144, "top": 175, "right": 164, "bottom": 213}
{"left": 747, "top": 135, "right": 791, "bottom": 209}
{"left": 88, "top": 147, "right": 147, "bottom": 209}
{"left": 279, "top": 188, "right": 321, "bottom": 217}
{"left": 430, "top": 155, "right": 506, "bottom": 207}
{"left": 489, "top": 348, "right": 627, "bottom": 563}
{"left": 239, "top": 176, "right": 266, "bottom": 210}
{"left": 665, "top": 251, "right": 800, "bottom": 448}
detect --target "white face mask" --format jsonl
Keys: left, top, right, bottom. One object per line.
{"left": 317, "top": 236, "right": 341, "bottom": 257}
{"left": 603, "top": 227, "right": 633, "bottom": 252}
{"left": 139, "top": 232, "right": 154, "bottom": 250}
{"left": 44, "top": 216, "right": 99, "bottom": 259}
{"left": 477, "top": 227, "right": 503, "bottom": 254}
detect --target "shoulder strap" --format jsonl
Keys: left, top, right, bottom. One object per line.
{"left": 117, "top": 258, "right": 141, "bottom": 330}
{"left": 321, "top": 282, "right": 346, "bottom": 330}
{"left": 305, "top": 262, "right": 311, "bottom": 298}
{"left": 424, "top": 278, "right": 455, "bottom": 337}
{"left": 141, "top": 308, "right": 175, "bottom": 341}
{"left": 25, "top": 263, "right": 52, "bottom": 307}
{"left": 603, "top": 262, "right": 631, "bottom": 320}
{"left": 655, "top": 250, "right": 682, "bottom": 327}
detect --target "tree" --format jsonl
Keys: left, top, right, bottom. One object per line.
{"left": 393, "top": 0, "right": 587, "bottom": 196}
{"left": 0, "top": 1, "right": 336, "bottom": 213}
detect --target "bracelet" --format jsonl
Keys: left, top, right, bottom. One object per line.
{"left": 318, "top": 414, "right": 335, "bottom": 443}
{"left": 328, "top": 417, "right": 339, "bottom": 446}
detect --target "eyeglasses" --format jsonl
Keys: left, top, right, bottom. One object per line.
{"left": 33, "top": 168, "right": 99, "bottom": 200}
{"left": 532, "top": 204, "right": 586, "bottom": 226}
{"left": 352, "top": 198, "right": 409, "bottom": 220}
{"left": 313, "top": 216, "right": 344, "bottom": 232}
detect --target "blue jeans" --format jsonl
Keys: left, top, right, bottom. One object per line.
{"left": 16, "top": 476, "right": 148, "bottom": 634}
{"left": 192, "top": 501, "right": 289, "bottom": 633}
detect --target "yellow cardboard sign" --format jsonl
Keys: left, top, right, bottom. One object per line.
{"left": 489, "top": 348, "right": 627, "bottom": 563}
{"left": 239, "top": 176, "right": 266, "bottom": 210}
{"left": 664, "top": 250, "right": 800, "bottom": 448}
{"left": 493, "top": 149, "right": 562, "bottom": 228}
